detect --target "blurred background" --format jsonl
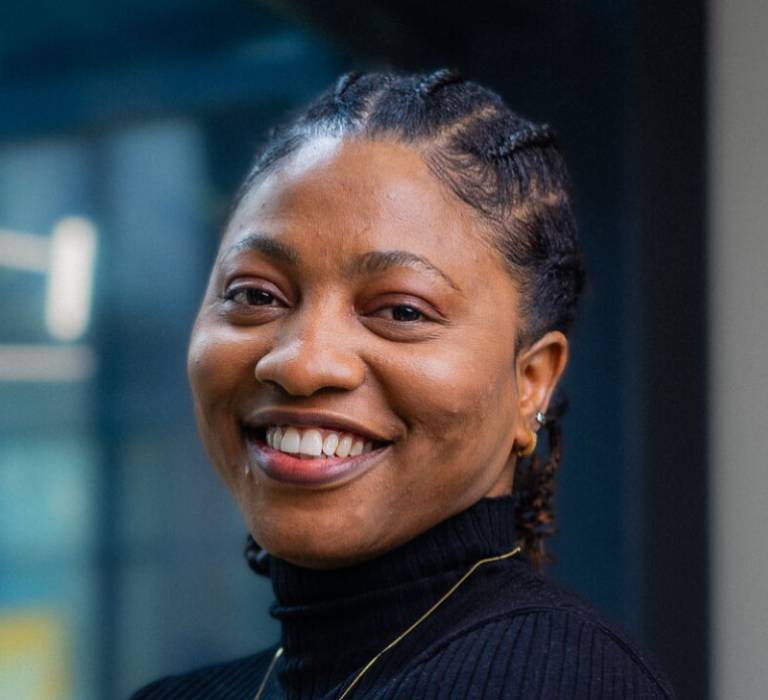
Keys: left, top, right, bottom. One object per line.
{"left": 0, "top": 1, "right": 765, "bottom": 699}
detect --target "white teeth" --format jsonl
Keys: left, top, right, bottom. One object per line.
{"left": 280, "top": 427, "right": 301, "bottom": 454}
{"left": 336, "top": 434, "right": 353, "bottom": 457}
{"left": 299, "top": 429, "right": 323, "bottom": 456}
{"left": 267, "top": 426, "right": 282, "bottom": 448}
{"left": 263, "top": 425, "right": 380, "bottom": 459}
{"left": 322, "top": 432, "right": 339, "bottom": 455}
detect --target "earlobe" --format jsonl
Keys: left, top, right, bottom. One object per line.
{"left": 513, "top": 410, "right": 547, "bottom": 458}
{"left": 515, "top": 430, "right": 538, "bottom": 458}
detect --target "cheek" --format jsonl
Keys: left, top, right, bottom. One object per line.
{"left": 187, "top": 320, "right": 262, "bottom": 457}
{"left": 380, "top": 336, "right": 517, "bottom": 450}
{"left": 189, "top": 322, "right": 255, "bottom": 398}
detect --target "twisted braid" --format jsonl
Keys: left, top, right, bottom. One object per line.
{"left": 333, "top": 71, "right": 364, "bottom": 100}
{"left": 482, "top": 123, "right": 557, "bottom": 161}
{"left": 416, "top": 67, "right": 464, "bottom": 96}
{"left": 512, "top": 395, "right": 567, "bottom": 570}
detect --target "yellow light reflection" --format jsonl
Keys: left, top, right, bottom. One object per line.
{"left": 0, "top": 610, "right": 69, "bottom": 700}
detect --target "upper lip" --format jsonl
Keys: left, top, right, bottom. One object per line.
{"left": 242, "top": 408, "right": 394, "bottom": 443}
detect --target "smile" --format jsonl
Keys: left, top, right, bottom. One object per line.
{"left": 243, "top": 424, "right": 392, "bottom": 487}
{"left": 267, "top": 425, "right": 377, "bottom": 458}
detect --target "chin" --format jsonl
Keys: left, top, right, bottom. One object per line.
{"left": 263, "top": 536, "right": 375, "bottom": 570}
{"left": 250, "top": 515, "right": 390, "bottom": 570}
{"left": 240, "top": 479, "right": 400, "bottom": 570}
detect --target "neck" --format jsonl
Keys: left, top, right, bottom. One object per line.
{"left": 267, "top": 495, "right": 522, "bottom": 696}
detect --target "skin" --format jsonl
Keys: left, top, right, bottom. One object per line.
{"left": 187, "top": 137, "right": 569, "bottom": 569}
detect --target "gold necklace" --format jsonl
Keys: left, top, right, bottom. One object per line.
{"left": 253, "top": 545, "right": 521, "bottom": 700}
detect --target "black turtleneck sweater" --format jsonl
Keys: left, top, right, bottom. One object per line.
{"left": 131, "top": 496, "right": 676, "bottom": 699}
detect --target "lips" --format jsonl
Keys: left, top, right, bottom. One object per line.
{"left": 243, "top": 427, "right": 392, "bottom": 487}
{"left": 241, "top": 408, "right": 395, "bottom": 487}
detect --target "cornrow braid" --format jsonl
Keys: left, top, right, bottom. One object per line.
{"left": 416, "top": 67, "right": 464, "bottom": 97}
{"left": 482, "top": 123, "right": 557, "bottom": 161}
{"left": 334, "top": 70, "right": 363, "bottom": 100}
{"left": 232, "top": 68, "right": 586, "bottom": 571}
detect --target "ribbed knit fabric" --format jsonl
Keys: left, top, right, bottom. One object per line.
{"left": 130, "top": 495, "right": 676, "bottom": 699}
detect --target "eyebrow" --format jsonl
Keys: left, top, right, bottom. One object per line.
{"left": 227, "top": 233, "right": 299, "bottom": 266}
{"left": 345, "top": 250, "right": 460, "bottom": 291}
{"left": 225, "top": 232, "right": 459, "bottom": 291}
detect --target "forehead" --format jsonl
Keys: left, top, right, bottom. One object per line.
{"left": 223, "top": 137, "right": 507, "bottom": 276}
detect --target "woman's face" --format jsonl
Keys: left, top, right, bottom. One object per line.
{"left": 188, "top": 137, "right": 566, "bottom": 568}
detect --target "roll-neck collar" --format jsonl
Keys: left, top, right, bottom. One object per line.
{"left": 267, "top": 495, "right": 520, "bottom": 697}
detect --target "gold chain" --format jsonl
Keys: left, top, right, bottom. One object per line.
{"left": 253, "top": 645, "right": 283, "bottom": 700}
{"left": 253, "top": 545, "right": 521, "bottom": 700}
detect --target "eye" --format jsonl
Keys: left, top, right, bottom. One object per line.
{"left": 218, "top": 279, "right": 290, "bottom": 319}
{"left": 223, "top": 286, "right": 279, "bottom": 307}
{"left": 388, "top": 304, "right": 425, "bottom": 322}
{"left": 370, "top": 303, "right": 431, "bottom": 323}
{"left": 362, "top": 299, "right": 444, "bottom": 342}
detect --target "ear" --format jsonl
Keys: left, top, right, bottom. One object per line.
{"left": 512, "top": 330, "right": 569, "bottom": 449}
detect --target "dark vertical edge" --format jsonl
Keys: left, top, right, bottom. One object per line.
{"left": 619, "top": 0, "right": 647, "bottom": 641}
{"left": 627, "top": 1, "right": 709, "bottom": 698}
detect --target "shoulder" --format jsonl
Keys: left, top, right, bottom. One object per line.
{"left": 402, "top": 608, "right": 675, "bottom": 699}
{"left": 128, "top": 646, "right": 278, "bottom": 700}
{"left": 398, "top": 561, "right": 677, "bottom": 699}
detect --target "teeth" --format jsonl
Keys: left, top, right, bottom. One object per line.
{"left": 267, "top": 426, "right": 282, "bottom": 449}
{"left": 299, "top": 429, "right": 323, "bottom": 456}
{"left": 322, "top": 432, "right": 339, "bottom": 455}
{"left": 279, "top": 427, "right": 301, "bottom": 454}
{"left": 336, "top": 434, "right": 353, "bottom": 457}
{"left": 262, "top": 424, "right": 382, "bottom": 458}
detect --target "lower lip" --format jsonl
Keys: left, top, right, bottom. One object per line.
{"left": 245, "top": 433, "right": 392, "bottom": 487}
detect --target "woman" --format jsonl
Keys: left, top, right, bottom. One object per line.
{"left": 132, "top": 69, "right": 676, "bottom": 699}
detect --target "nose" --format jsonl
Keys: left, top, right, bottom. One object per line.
{"left": 253, "top": 302, "right": 366, "bottom": 397}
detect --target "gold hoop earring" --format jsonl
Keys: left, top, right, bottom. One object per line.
{"left": 515, "top": 430, "right": 537, "bottom": 458}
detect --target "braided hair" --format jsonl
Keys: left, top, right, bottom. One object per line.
{"left": 239, "top": 68, "right": 587, "bottom": 571}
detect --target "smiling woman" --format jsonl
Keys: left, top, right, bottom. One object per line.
{"left": 131, "top": 69, "right": 676, "bottom": 699}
